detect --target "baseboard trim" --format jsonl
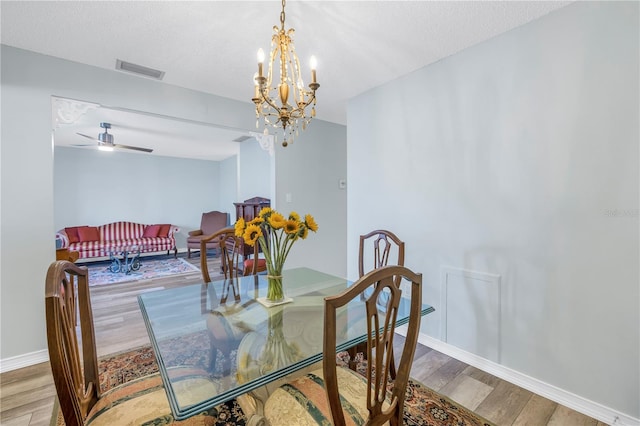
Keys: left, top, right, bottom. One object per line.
{"left": 0, "top": 349, "right": 49, "bottom": 374}
{"left": 403, "top": 329, "right": 638, "bottom": 426}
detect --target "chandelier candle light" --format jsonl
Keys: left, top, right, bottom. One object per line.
{"left": 252, "top": 0, "right": 320, "bottom": 147}
{"left": 235, "top": 208, "right": 318, "bottom": 303}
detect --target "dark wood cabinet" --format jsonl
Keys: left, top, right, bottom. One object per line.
{"left": 234, "top": 196, "right": 270, "bottom": 223}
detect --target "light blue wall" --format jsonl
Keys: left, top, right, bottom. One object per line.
{"left": 219, "top": 155, "right": 239, "bottom": 224}
{"left": 274, "top": 121, "right": 347, "bottom": 277}
{"left": 0, "top": 44, "right": 347, "bottom": 363}
{"left": 347, "top": 1, "right": 638, "bottom": 419}
{"left": 54, "top": 146, "right": 222, "bottom": 248}
{"left": 238, "top": 138, "right": 272, "bottom": 202}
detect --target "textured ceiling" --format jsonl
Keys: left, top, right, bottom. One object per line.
{"left": 1, "top": 0, "right": 572, "bottom": 159}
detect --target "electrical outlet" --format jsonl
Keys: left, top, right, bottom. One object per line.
{"left": 286, "top": 193, "right": 292, "bottom": 203}
{"left": 339, "top": 179, "right": 346, "bottom": 189}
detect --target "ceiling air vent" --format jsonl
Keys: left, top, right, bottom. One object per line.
{"left": 233, "top": 135, "right": 253, "bottom": 143}
{"left": 116, "top": 59, "right": 165, "bottom": 80}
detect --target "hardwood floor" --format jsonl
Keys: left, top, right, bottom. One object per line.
{"left": 0, "top": 254, "right": 607, "bottom": 426}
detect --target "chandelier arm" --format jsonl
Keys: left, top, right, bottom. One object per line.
{"left": 292, "top": 92, "right": 317, "bottom": 113}
{"left": 259, "top": 88, "right": 284, "bottom": 115}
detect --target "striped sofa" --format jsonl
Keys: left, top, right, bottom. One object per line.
{"left": 56, "top": 221, "right": 179, "bottom": 260}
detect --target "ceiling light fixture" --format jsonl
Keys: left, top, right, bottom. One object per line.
{"left": 252, "top": 0, "right": 319, "bottom": 147}
{"left": 97, "top": 123, "right": 115, "bottom": 151}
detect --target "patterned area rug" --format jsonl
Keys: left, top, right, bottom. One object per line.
{"left": 52, "top": 336, "right": 495, "bottom": 426}
{"left": 86, "top": 257, "right": 199, "bottom": 286}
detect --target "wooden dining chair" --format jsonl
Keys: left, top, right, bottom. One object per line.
{"left": 205, "top": 300, "right": 251, "bottom": 376}
{"left": 203, "top": 277, "right": 259, "bottom": 376}
{"left": 201, "top": 228, "right": 260, "bottom": 375}
{"left": 201, "top": 227, "right": 240, "bottom": 282}
{"left": 45, "top": 260, "right": 218, "bottom": 425}
{"left": 201, "top": 227, "right": 265, "bottom": 283}
{"left": 358, "top": 229, "right": 405, "bottom": 280}
{"left": 263, "top": 265, "right": 423, "bottom": 426}
{"left": 348, "top": 229, "right": 406, "bottom": 376}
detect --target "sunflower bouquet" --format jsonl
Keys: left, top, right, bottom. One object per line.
{"left": 234, "top": 207, "right": 319, "bottom": 301}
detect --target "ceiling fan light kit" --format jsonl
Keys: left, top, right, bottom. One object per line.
{"left": 252, "top": 0, "right": 319, "bottom": 147}
{"left": 75, "top": 122, "right": 153, "bottom": 153}
{"left": 98, "top": 122, "right": 114, "bottom": 144}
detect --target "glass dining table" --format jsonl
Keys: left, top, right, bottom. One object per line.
{"left": 138, "top": 267, "right": 434, "bottom": 421}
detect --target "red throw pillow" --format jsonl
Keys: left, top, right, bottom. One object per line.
{"left": 78, "top": 226, "right": 100, "bottom": 242}
{"left": 65, "top": 226, "right": 83, "bottom": 244}
{"left": 157, "top": 224, "right": 171, "bottom": 238}
{"left": 142, "top": 224, "right": 161, "bottom": 238}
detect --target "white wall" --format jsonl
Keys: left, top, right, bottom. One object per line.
{"left": 347, "top": 1, "right": 638, "bottom": 420}
{"left": 0, "top": 44, "right": 347, "bottom": 364}
{"left": 54, "top": 146, "right": 222, "bottom": 248}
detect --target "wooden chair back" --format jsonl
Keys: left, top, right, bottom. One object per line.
{"left": 358, "top": 229, "right": 405, "bottom": 279}
{"left": 45, "top": 260, "right": 99, "bottom": 425}
{"left": 323, "top": 265, "right": 422, "bottom": 426}
{"left": 201, "top": 227, "right": 242, "bottom": 282}
{"left": 350, "top": 229, "right": 406, "bottom": 377}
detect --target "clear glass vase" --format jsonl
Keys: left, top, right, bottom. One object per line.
{"left": 266, "top": 267, "right": 284, "bottom": 302}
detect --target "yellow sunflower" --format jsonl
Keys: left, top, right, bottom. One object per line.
{"left": 234, "top": 217, "right": 246, "bottom": 237}
{"left": 243, "top": 224, "right": 262, "bottom": 246}
{"left": 268, "top": 212, "right": 286, "bottom": 229}
{"left": 259, "top": 207, "right": 272, "bottom": 218}
{"left": 300, "top": 226, "right": 309, "bottom": 240}
{"left": 305, "top": 214, "right": 319, "bottom": 232}
{"left": 284, "top": 219, "right": 300, "bottom": 235}
{"left": 289, "top": 211, "right": 300, "bottom": 221}
{"left": 249, "top": 217, "right": 264, "bottom": 226}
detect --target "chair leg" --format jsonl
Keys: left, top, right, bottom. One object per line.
{"left": 347, "top": 345, "right": 361, "bottom": 372}
{"left": 188, "top": 248, "right": 191, "bottom": 258}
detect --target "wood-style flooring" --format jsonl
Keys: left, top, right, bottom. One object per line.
{"left": 0, "top": 254, "right": 607, "bottom": 426}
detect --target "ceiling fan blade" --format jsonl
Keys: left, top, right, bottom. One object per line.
{"left": 76, "top": 132, "right": 98, "bottom": 141}
{"left": 114, "top": 144, "right": 153, "bottom": 153}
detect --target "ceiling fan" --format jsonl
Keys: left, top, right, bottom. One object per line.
{"left": 75, "top": 122, "right": 153, "bottom": 153}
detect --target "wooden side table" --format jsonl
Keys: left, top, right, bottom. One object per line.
{"left": 56, "top": 248, "right": 79, "bottom": 263}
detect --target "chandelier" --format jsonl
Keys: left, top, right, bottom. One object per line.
{"left": 252, "top": 0, "right": 319, "bottom": 147}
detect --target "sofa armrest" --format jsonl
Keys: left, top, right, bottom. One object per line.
{"left": 56, "top": 230, "right": 69, "bottom": 248}
{"left": 188, "top": 229, "right": 203, "bottom": 237}
{"left": 168, "top": 225, "right": 180, "bottom": 238}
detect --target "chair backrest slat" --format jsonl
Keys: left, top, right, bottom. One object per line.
{"left": 46, "top": 260, "right": 99, "bottom": 425}
{"left": 323, "top": 265, "right": 422, "bottom": 426}
{"left": 201, "top": 227, "right": 243, "bottom": 282}
{"left": 358, "top": 229, "right": 405, "bottom": 279}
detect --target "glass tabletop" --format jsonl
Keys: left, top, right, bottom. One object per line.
{"left": 138, "top": 267, "right": 434, "bottom": 420}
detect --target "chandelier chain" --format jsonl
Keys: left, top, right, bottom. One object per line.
{"left": 280, "top": 0, "right": 286, "bottom": 29}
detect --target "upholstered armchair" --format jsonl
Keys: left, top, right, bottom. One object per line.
{"left": 187, "top": 211, "right": 228, "bottom": 258}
